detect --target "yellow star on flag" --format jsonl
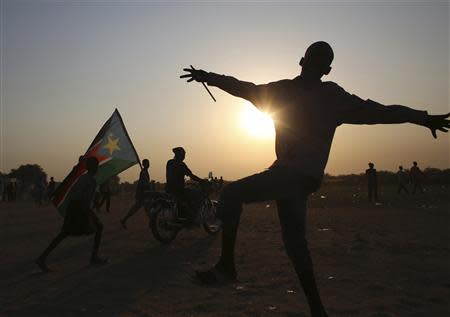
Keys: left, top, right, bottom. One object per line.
{"left": 103, "top": 134, "right": 121, "bottom": 155}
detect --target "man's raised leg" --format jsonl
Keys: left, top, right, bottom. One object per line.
{"left": 197, "top": 168, "right": 299, "bottom": 284}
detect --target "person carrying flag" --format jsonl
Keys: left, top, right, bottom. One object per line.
{"left": 36, "top": 157, "right": 107, "bottom": 272}
{"left": 181, "top": 41, "right": 450, "bottom": 317}
{"left": 38, "top": 109, "right": 139, "bottom": 271}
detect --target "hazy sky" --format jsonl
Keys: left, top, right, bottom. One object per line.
{"left": 1, "top": 0, "right": 449, "bottom": 182}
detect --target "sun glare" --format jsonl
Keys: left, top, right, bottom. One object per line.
{"left": 240, "top": 102, "right": 275, "bottom": 139}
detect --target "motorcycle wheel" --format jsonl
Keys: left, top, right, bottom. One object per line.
{"left": 151, "top": 204, "right": 178, "bottom": 244}
{"left": 202, "top": 200, "right": 222, "bottom": 235}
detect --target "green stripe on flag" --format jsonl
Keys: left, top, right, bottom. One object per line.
{"left": 96, "top": 158, "right": 138, "bottom": 185}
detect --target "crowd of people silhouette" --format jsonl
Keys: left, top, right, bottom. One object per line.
{"left": 364, "top": 161, "right": 427, "bottom": 203}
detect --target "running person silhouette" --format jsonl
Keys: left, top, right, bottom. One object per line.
{"left": 121, "top": 159, "right": 152, "bottom": 228}
{"left": 181, "top": 41, "right": 449, "bottom": 317}
{"left": 36, "top": 157, "right": 107, "bottom": 272}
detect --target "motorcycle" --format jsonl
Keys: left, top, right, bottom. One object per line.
{"left": 143, "top": 182, "right": 222, "bottom": 244}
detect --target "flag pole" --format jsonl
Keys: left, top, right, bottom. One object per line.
{"left": 190, "top": 65, "right": 216, "bottom": 102}
{"left": 114, "top": 108, "right": 143, "bottom": 169}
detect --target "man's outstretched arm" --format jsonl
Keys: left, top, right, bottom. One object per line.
{"left": 180, "top": 68, "right": 278, "bottom": 111}
{"left": 335, "top": 86, "right": 449, "bottom": 138}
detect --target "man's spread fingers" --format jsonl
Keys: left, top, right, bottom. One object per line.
{"left": 187, "top": 78, "right": 194, "bottom": 82}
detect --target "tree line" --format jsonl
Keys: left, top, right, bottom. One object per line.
{"left": 1, "top": 164, "right": 449, "bottom": 200}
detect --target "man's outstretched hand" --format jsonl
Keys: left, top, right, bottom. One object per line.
{"left": 180, "top": 67, "right": 208, "bottom": 83}
{"left": 180, "top": 66, "right": 217, "bottom": 102}
{"left": 423, "top": 112, "right": 450, "bottom": 138}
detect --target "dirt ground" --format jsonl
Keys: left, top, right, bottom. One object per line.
{"left": 1, "top": 189, "right": 449, "bottom": 317}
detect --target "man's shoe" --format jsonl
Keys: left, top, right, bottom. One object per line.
{"left": 36, "top": 258, "right": 51, "bottom": 273}
{"left": 195, "top": 265, "right": 236, "bottom": 285}
{"left": 90, "top": 257, "right": 108, "bottom": 266}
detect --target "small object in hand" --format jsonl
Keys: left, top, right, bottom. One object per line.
{"left": 189, "top": 65, "right": 217, "bottom": 102}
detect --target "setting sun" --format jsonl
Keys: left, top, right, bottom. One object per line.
{"left": 240, "top": 102, "right": 275, "bottom": 139}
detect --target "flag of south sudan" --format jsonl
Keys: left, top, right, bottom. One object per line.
{"left": 52, "top": 109, "right": 140, "bottom": 216}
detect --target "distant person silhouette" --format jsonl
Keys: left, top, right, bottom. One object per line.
{"left": 96, "top": 179, "right": 111, "bottom": 213}
{"left": 6, "top": 181, "right": 14, "bottom": 202}
{"left": 365, "top": 162, "right": 378, "bottom": 202}
{"left": 410, "top": 161, "right": 424, "bottom": 194}
{"left": 165, "top": 147, "right": 205, "bottom": 222}
{"left": 71, "top": 155, "right": 84, "bottom": 173}
{"left": 0, "top": 177, "right": 6, "bottom": 202}
{"left": 396, "top": 166, "right": 409, "bottom": 195}
{"left": 12, "top": 181, "right": 17, "bottom": 201}
{"left": 120, "top": 159, "right": 151, "bottom": 229}
{"left": 218, "top": 176, "right": 224, "bottom": 190}
{"left": 210, "top": 176, "right": 218, "bottom": 191}
{"left": 181, "top": 41, "right": 450, "bottom": 317}
{"left": 35, "top": 175, "right": 47, "bottom": 206}
{"left": 47, "top": 177, "right": 56, "bottom": 200}
{"left": 36, "top": 157, "right": 107, "bottom": 272}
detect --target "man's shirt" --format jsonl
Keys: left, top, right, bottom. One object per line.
{"left": 48, "top": 180, "right": 56, "bottom": 192}
{"left": 166, "top": 159, "right": 192, "bottom": 194}
{"left": 136, "top": 169, "right": 151, "bottom": 198}
{"left": 70, "top": 173, "right": 97, "bottom": 209}
{"left": 410, "top": 166, "right": 422, "bottom": 181}
{"left": 365, "top": 168, "right": 377, "bottom": 184}
{"left": 206, "top": 73, "right": 428, "bottom": 181}
{"left": 397, "top": 170, "right": 408, "bottom": 184}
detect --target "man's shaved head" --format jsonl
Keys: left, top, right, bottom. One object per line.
{"left": 304, "top": 41, "right": 334, "bottom": 67}
{"left": 300, "top": 41, "right": 334, "bottom": 79}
